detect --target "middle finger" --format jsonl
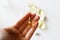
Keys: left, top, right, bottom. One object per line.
{"left": 18, "top": 13, "right": 36, "bottom": 33}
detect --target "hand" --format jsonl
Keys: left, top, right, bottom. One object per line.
{"left": 5, "top": 13, "right": 40, "bottom": 40}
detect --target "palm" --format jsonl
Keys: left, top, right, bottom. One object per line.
{"left": 5, "top": 13, "right": 40, "bottom": 40}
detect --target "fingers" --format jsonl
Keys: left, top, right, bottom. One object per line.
{"left": 32, "top": 16, "right": 40, "bottom": 23}
{"left": 30, "top": 13, "right": 36, "bottom": 19}
{"left": 18, "top": 13, "right": 36, "bottom": 33}
{"left": 18, "top": 19, "right": 28, "bottom": 33}
{"left": 22, "top": 16, "right": 40, "bottom": 37}
{"left": 21, "top": 25, "right": 31, "bottom": 37}
{"left": 25, "top": 22, "right": 38, "bottom": 40}
{"left": 14, "top": 13, "right": 31, "bottom": 29}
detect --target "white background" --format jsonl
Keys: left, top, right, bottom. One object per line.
{"left": 0, "top": 0, "right": 59, "bottom": 40}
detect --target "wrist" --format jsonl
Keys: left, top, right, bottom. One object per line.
{"left": 0, "top": 29, "right": 12, "bottom": 40}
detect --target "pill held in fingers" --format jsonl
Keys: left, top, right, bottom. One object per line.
{"left": 28, "top": 17, "right": 32, "bottom": 26}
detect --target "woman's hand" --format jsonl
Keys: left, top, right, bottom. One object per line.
{"left": 5, "top": 13, "right": 40, "bottom": 40}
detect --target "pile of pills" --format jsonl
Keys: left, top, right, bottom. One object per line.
{"left": 28, "top": 4, "right": 48, "bottom": 31}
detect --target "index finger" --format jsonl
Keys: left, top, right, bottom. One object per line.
{"left": 14, "top": 13, "right": 31, "bottom": 29}
{"left": 25, "top": 22, "right": 38, "bottom": 40}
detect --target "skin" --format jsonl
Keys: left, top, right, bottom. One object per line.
{"left": 5, "top": 13, "right": 40, "bottom": 40}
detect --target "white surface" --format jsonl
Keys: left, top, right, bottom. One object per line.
{"left": 0, "top": 0, "right": 59, "bottom": 40}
